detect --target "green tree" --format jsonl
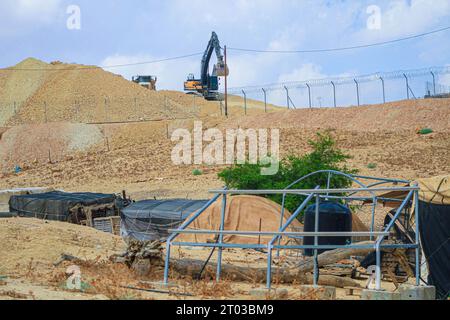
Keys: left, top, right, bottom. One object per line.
{"left": 218, "top": 132, "right": 357, "bottom": 213}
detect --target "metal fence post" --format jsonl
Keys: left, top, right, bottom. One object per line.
{"left": 430, "top": 71, "right": 436, "bottom": 96}
{"left": 403, "top": 74, "right": 410, "bottom": 100}
{"left": 354, "top": 79, "right": 360, "bottom": 106}
{"left": 163, "top": 239, "right": 172, "bottom": 285}
{"left": 284, "top": 86, "right": 290, "bottom": 110}
{"left": 216, "top": 194, "right": 227, "bottom": 282}
{"left": 379, "top": 77, "right": 386, "bottom": 103}
{"left": 242, "top": 90, "right": 247, "bottom": 115}
{"left": 262, "top": 88, "right": 267, "bottom": 113}
{"left": 414, "top": 188, "right": 421, "bottom": 286}
{"left": 306, "top": 83, "right": 312, "bottom": 108}
{"left": 104, "top": 97, "right": 108, "bottom": 123}
{"left": 314, "top": 194, "right": 320, "bottom": 286}
{"left": 44, "top": 101, "right": 48, "bottom": 123}
{"left": 331, "top": 81, "right": 336, "bottom": 108}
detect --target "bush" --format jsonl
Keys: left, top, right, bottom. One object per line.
{"left": 367, "top": 163, "right": 377, "bottom": 169}
{"left": 192, "top": 169, "right": 203, "bottom": 176}
{"left": 218, "top": 132, "right": 357, "bottom": 213}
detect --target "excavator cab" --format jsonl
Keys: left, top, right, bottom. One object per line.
{"left": 184, "top": 73, "right": 203, "bottom": 92}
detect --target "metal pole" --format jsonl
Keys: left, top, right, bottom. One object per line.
{"left": 266, "top": 243, "right": 273, "bottom": 289}
{"left": 370, "top": 199, "right": 377, "bottom": 241}
{"left": 224, "top": 46, "right": 228, "bottom": 117}
{"left": 242, "top": 90, "right": 247, "bottom": 115}
{"left": 314, "top": 194, "right": 320, "bottom": 286}
{"left": 262, "top": 88, "right": 267, "bottom": 113}
{"left": 354, "top": 79, "right": 360, "bottom": 106}
{"left": 284, "top": 86, "right": 290, "bottom": 109}
{"left": 216, "top": 194, "right": 227, "bottom": 282}
{"left": 331, "top": 81, "right": 336, "bottom": 108}
{"left": 430, "top": 71, "right": 436, "bottom": 96}
{"left": 404, "top": 74, "right": 410, "bottom": 100}
{"left": 163, "top": 240, "right": 172, "bottom": 284}
{"left": 104, "top": 98, "right": 108, "bottom": 122}
{"left": 414, "top": 188, "right": 421, "bottom": 286}
{"left": 44, "top": 101, "right": 48, "bottom": 123}
{"left": 375, "top": 241, "right": 382, "bottom": 290}
{"left": 276, "top": 193, "right": 287, "bottom": 258}
{"left": 380, "top": 77, "right": 386, "bottom": 103}
{"left": 163, "top": 193, "right": 222, "bottom": 284}
{"left": 306, "top": 83, "right": 312, "bottom": 108}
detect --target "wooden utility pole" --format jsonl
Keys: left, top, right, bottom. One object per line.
{"left": 224, "top": 45, "right": 228, "bottom": 117}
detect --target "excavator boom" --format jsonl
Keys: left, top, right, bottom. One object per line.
{"left": 184, "top": 32, "right": 229, "bottom": 101}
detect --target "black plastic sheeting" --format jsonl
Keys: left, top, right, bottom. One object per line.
{"left": 120, "top": 199, "right": 209, "bottom": 241}
{"left": 419, "top": 201, "right": 450, "bottom": 300}
{"left": 9, "top": 191, "right": 119, "bottom": 222}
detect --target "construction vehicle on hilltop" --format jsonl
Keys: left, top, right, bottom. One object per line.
{"left": 184, "top": 31, "right": 229, "bottom": 101}
{"left": 132, "top": 75, "right": 157, "bottom": 90}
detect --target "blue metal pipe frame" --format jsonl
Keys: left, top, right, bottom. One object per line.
{"left": 163, "top": 172, "right": 420, "bottom": 291}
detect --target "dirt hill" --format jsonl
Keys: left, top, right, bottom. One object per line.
{"left": 0, "top": 58, "right": 226, "bottom": 125}
{"left": 222, "top": 98, "right": 450, "bottom": 132}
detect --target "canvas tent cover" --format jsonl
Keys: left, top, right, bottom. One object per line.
{"left": 416, "top": 175, "right": 450, "bottom": 300}
{"left": 9, "top": 191, "right": 119, "bottom": 223}
{"left": 120, "top": 199, "right": 209, "bottom": 241}
{"left": 178, "top": 195, "right": 303, "bottom": 245}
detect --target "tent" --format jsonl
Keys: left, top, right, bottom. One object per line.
{"left": 178, "top": 195, "right": 303, "bottom": 245}
{"left": 416, "top": 175, "right": 450, "bottom": 300}
{"left": 120, "top": 199, "right": 209, "bottom": 241}
{"left": 9, "top": 191, "right": 120, "bottom": 225}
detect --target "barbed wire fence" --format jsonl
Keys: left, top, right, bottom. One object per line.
{"left": 0, "top": 93, "right": 210, "bottom": 127}
{"left": 227, "top": 66, "right": 450, "bottom": 110}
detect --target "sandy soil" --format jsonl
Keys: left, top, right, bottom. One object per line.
{"left": 0, "top": 218, "right": 400, "bottom": 300}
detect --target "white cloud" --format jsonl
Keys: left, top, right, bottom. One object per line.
{"left": 1, "top": 0, "right": 62, "bottom": 23}
{"left": 278, "top": 63, "right": 326, "bottom": 83}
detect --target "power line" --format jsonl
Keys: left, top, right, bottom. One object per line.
{"left": 228, "top": 26, "right": 450, "bottom": 54}
{"left": 0, "top": 52, "right": 203, "bottom": 72}
{"left": 1, "top": 25, "right": 449, "bottom": 72}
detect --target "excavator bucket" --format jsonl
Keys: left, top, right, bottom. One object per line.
{"left": 215, "top": 63, "right": 229, "bottom": 77}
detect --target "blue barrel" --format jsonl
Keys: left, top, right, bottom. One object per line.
{"left": 303, "top": 202, "right": 352, "bottom": 256}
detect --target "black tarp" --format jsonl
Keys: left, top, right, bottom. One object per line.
{"left": 9, "top": 191, "right": 119, "bottom": 222}
{"left": 120, "top": 199, "right": 208, "bottom": 241}
{"left": 419, "top": 201, "right": 450, "bottom": 300}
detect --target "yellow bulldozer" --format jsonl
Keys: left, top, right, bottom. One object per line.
{"left": 132, "top": 75, "right": 157, "bottom": 90}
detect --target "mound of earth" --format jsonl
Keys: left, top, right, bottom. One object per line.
{"left": 0, "top": 123, "right": 104, "bottom": 172}
{"left": 224, "top": 98, "right": 450, "bottom": 132}
{"left": 0, "top": 58, "right": 218, "bottom": 125}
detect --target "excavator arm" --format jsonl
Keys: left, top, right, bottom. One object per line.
{"left": 200, "top": 31, "right": 228, "bottom": 87}
{"left": 184, "top": 32, "right": 229, "bottom": 101}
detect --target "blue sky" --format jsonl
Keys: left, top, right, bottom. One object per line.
{"left": 1, "top": 0, "right": 450, "bottom": 106}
